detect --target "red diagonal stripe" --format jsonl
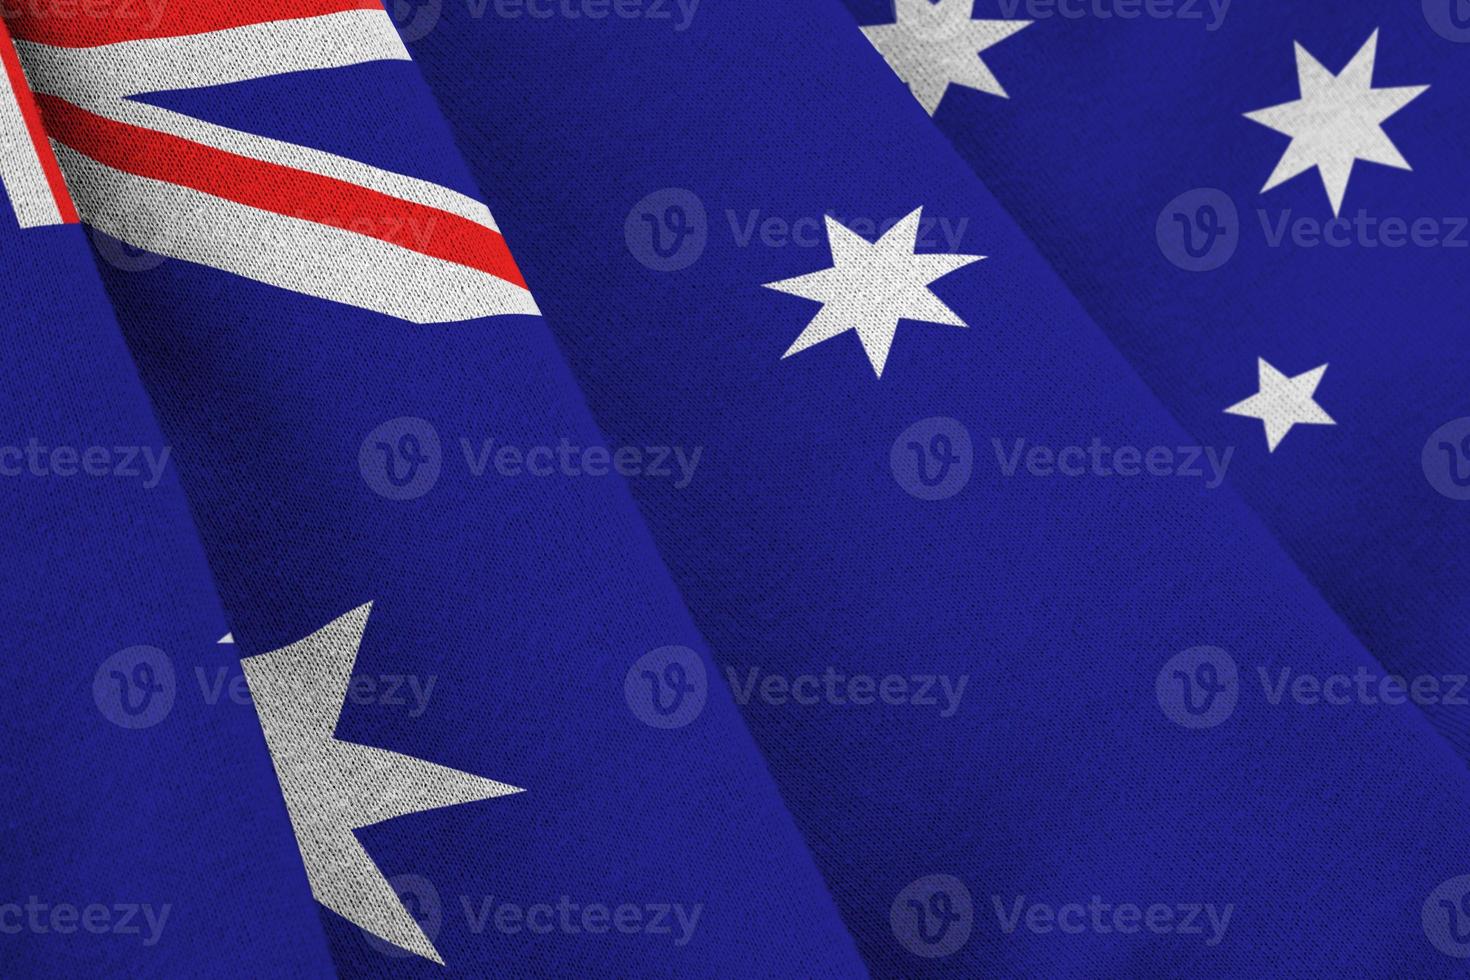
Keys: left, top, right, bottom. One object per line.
{"left": 0, "top": 21, "right": 76, "bottom": 222}
{"left": 6, "top": 0, "right": 385, "bottom": 47}
{"left": 36, "top": 93, "right": 528, "bottom": 291}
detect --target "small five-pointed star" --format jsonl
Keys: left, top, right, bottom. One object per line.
{"left": 763, "top": 207, "right": 983, "bottom": 378}
{"left": 862, "top": 0, "right": 1031, "bottom": 115}
{"left": 1244, "top": 30, "right": 1428, "bottom": 216}
{"left": 1225, "top": 358, "right": 1336, "bottom": 452}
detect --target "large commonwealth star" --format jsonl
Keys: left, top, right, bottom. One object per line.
{"left": 242, "top": 602, "right": 522, "bottom": 964}
{"left": 1244, "top": 30, "right": 1428, "bottom": 216}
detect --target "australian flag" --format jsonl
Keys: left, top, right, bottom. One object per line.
{"left": 3, "top": 0, "right": 1470, "bottom": 976}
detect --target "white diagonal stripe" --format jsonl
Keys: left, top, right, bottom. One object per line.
{"left": 15, "top": 10, "right": 407, "bottom": 101}
{"left": 57, "top": 143, "right": 538, "bottom": 324}
{"left": 0, "top": 53, "right": 63, "bottom": 227}
{"left": 59, "top": 95, "right": 497, "bottom": 231}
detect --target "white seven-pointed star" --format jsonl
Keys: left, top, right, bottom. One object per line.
{"left": 241, "top": 602, "right": 522, "bottom": 964}
{"left": 1224, "top": 358, "right": 1336, "bottom": 452}
{"left": 763, "top": 207, "right": 983, "bottom": 378}
{"left": 862, "top": 0, "right": 1031, "bottom": 115}
{"left": 1244, "top": 30, "right": 1428, "bottom": 216}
